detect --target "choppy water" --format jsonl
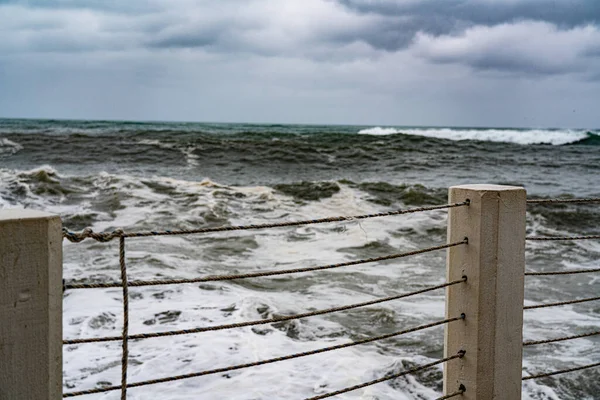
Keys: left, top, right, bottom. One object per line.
{"left": 1, "top": 118, "right": 599, "bottom": 399}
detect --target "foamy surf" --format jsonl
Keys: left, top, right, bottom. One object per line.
{"left": 0, "top": 138, "right": 23, "bottom": 156}
{"left": 358, "top": 127, "right": 593, "bottom": 145}
{"left": 1, "top": 118, "right": 599, "bottom": 399}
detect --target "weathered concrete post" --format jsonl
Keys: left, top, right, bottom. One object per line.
{"left": 444, "top": 185, "right": 526, "bottom": 399}
{"left": 0, "top": 210, "right": 63, "bottom": 400}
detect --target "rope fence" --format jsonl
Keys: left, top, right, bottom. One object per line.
{"left": 64, "top": 278, "right": 467, "bottom": 345}
{"left": 526, "top": 196, "right": 600, "bottom": 241}
{"left": 526, "top": 197, "right": 600, "bottom": 204}
{"left": 62, "top": 316, "right": 465, "bottom": 397}
{"left": 58, "top": 195, "right": 600, "bottom": 398}
{"left": 526, "top": 235, "right": 600, "bottom": 241}
{"left": 521, "top": 196, "right": 600, "bottom": 394}
{"left": 63, "top": 239, "right": 467, "bottom": 290}
{"left": 119, "top": 237, "right": 129, "bottom": 400}
{"left": 523, "top": 362, "right": 600, "bottom": 381}
{"left": 524, "top": 330, "right": 600, "bottom": 346}
{"left": 304, "top": 350, "right": 466, "bottom": 400}
{"left": 61, "top": 200, "right": 472, "bottom": 399}
{"left": 62, "top": 201, "right": 469, "bottom": 243}
{"left": 524, "top": 296, "right": 600, "bottom": 310}
{"left": 436, "top": 385, "right": 467, "bottom": 400}
{"left": 525, "top": 267, "right": 600, "bottom": 276}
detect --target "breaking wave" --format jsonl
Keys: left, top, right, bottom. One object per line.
{"left": 358, "top": 127, "right": 597, "bottom": 146}
{"left": 0, "top": 138, "right": 23, "bottom": 157}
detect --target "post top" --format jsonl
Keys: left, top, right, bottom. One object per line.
{"left": 0, "top": 208, "right": 59, "bottom": 221}
{"left": 450, "top": 184, "right": 525, "bottom": 191}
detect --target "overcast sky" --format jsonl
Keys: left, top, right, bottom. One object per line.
{"left": 1, "top": 0, "right": 599, "bottom": 128}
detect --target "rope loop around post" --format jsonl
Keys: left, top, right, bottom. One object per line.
{"left": 62, "top": 227, "right": 124, "bottom": 243}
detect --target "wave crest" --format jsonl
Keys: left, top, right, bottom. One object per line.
{"left": 0, "top": 138, "right": 23, "bottom": 156}
{"left": 358, "top": 127, "right": 594, "bottom": 145}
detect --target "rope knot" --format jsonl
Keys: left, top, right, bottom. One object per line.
{"left": 62, "top": 227, "right": 125, "bottom": 242}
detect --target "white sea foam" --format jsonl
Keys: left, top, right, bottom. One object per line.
{"left": 56, "top": 176, "right": 461, "bottom": 398}
{"left": 1, "top": 167, "right": 597, "bottom": 399}
{"left": 0, "top": 138, "right": 23, "bottom": 155}
{"left": 358, "top": 127, "right": 592, "bottom": 145}
{"left": 139, "top": 139, "right": 199, "bottom": 167}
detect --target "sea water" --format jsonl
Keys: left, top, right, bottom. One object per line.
{"left": 1, "top": 119, "right": 599, "bottom": 399}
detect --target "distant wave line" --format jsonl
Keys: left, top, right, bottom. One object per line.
{"left": 357, "top": 127, "right": 597, "bottom": 146}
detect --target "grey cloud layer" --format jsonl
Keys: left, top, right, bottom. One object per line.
{"left": 338, "top": 0, "right": 600, "bottom": 32}
{"left": 413, "top": 22, "right": 600, "bottom": 77}
{"left": 1, "top": 0, "right": 599, "bottom": 78}
{"left": 1, "top": 0, "right": 599, "bottom": 126}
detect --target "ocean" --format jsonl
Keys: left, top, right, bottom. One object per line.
{"left": 1, "top": 118, "right": 599, "bottom": 399}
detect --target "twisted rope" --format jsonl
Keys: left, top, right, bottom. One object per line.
{"left": 525, "top": 267, "right": 600, "bottom": 276}
{"left": 526, "top": 235, "right": 600, "bottom": 241}
{"left": 304, "top": 350, "right": 466, "bottom": 400}
{"left": 63, "top": 278, "right": 466, "bottom": 345}
{"left": 61, "top": 316, "right": 464, "bottom": 397}
{"left": 61, "top": 201, "right": 469, "bottom": 243}
{"left": 524, "top": 296, "right": 600, "bottom": 310}
{"left": 523, "top": 330, "right": 600, "bottom": 346}
{"left": 436, "top": 385, "right": 466, "bottom": 400}
{"left": 527, "top": 198, "right": 600, "bottom": 204}
{"left": 63, "top": 240, "right": 467, "bottom": 290}
{"left": 62, "top": 227, "right": 124, "bottom": 243}
{"left": 523, "top": 362, "right": 600, "bottom": 380}
{"left": 119, "top": 237, "right": 128, "bottom": 400}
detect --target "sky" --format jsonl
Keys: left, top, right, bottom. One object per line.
{"left": 0, "top": 0, "right": 599, "bottom": 128}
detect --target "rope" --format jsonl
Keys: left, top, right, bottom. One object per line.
{"left": 526, "top": 235, "right": 600, "bottom": 241}
{"left": 119, "top": 237, "right": 128, "bottom": 400}
{"left": 436, "top": 385, "right": 466, "bottom": 400}
{"left": 524, "top": 296, "right": 600, "bottom": 310}
{"left": 527, "top": 198, "right": 600, "bottom": 204}
{"left": 63, "top": 240, "right": 467, "bottom": 290}
{"left": 523, "top": 330, "right": 600, "bottom": 346}
{"left": 525, "top": 267, "right": 600, "bottom": 276}
{"left": 61, "top": 316, "right": 464, "bottom": 397}
{"left": 304, "top": 350, "right": 466, "bottom": 400}
{"left": 61, "top": 201, "right": 469, "bottom": 243}
{"left": 63, "top": 278, "right": 466, "bottom": 345}
{"left": 62, "top": 227, "right": 124, "bottom": 243}
{"left": 522, "top": 362, "right": 600, "bottom": 381}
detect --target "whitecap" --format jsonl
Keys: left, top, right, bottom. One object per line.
{"left": 0, "top": 138, "right": 24, "bottom": 155}
{"left": 358, "top": 127, "right": 592, "bottom": 145}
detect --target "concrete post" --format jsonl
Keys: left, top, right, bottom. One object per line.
{"left": 0, "top": 209, "right": 63, "bottom": 400}
{"left": 443, "top": 185, "right": 526, "bottom": 399}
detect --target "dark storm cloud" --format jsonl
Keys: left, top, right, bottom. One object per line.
{"left": 3, "top": 1, "right": 599, "bottom": 68}
{"left": 410, "top": 21, "right": 600, "bottom": 78}
{"left": 1, "top": 0, "right": 600, "bottom": 126}
{"left": 338, "top": 0, "right": 600, "bottom": 29}
{"left": 332, "top": 0, "right": 600, "bottom": 51}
